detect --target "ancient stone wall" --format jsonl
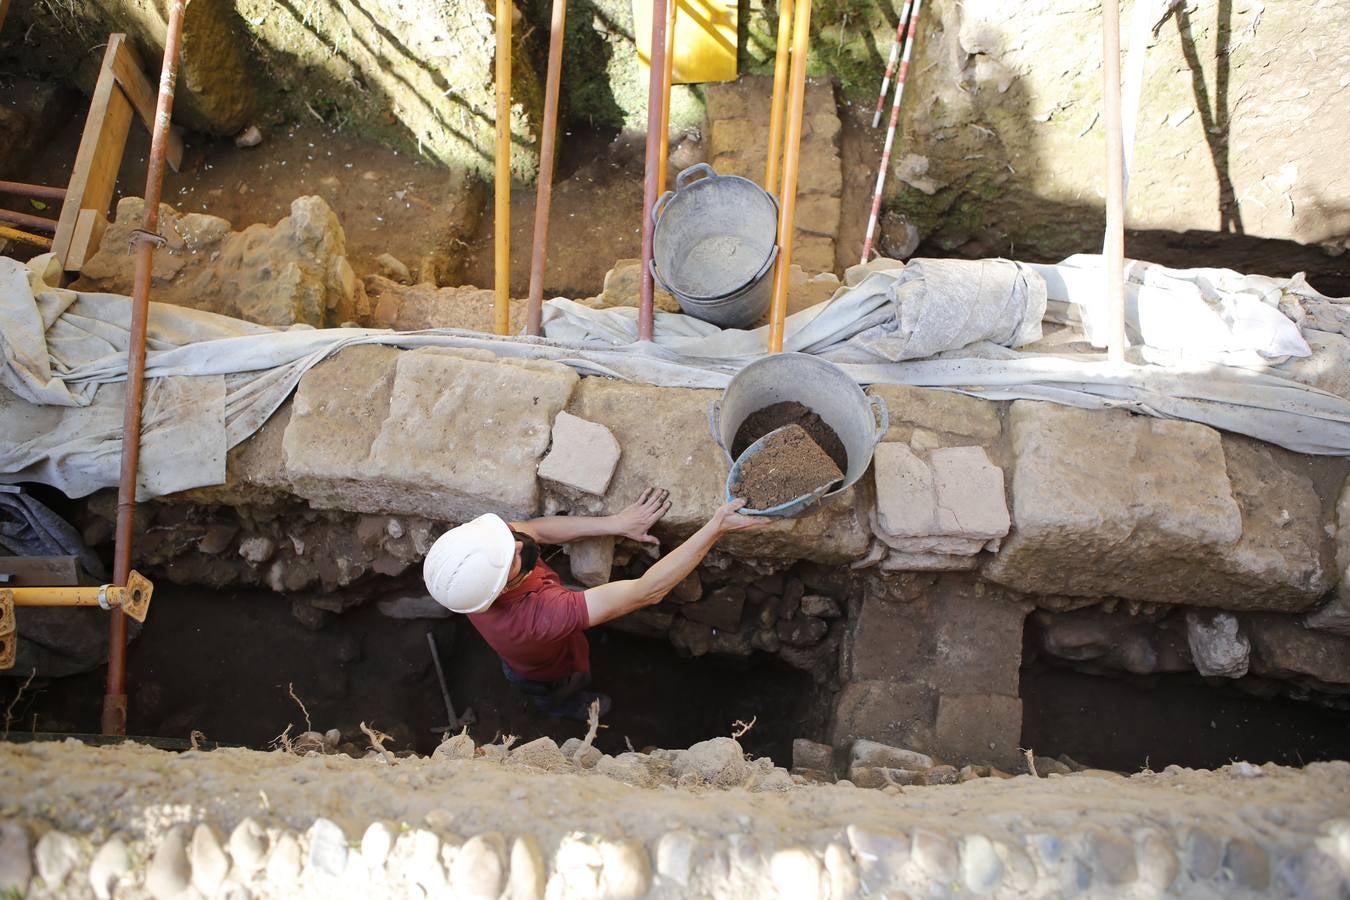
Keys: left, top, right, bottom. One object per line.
{"left": 1, "top": 739, "right": 1348, "bottom": 898}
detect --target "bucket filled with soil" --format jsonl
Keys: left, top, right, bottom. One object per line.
{"left": 710, "top": 353, "right": 888, "bottom": 514}
{"left": 727, "top": 424, "right": 845, "bottom": 516}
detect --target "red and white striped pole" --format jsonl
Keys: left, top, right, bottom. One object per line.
{"left": 870, "top": 0, "right": 915, "bottom": 129}
{"left": 861, "top": 0, "right": 923, "bottom": 264}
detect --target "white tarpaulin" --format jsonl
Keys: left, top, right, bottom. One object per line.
{"left": 3, "top": 253, "right": 1349, "bottom": 501}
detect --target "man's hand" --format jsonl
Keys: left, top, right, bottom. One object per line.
{"left": 711, "top": 498, "right": 767, "bottom": 534}
{"left": 611, "top": 487, "right": 672, "bottom": 546}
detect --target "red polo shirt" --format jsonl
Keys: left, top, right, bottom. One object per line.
{"left": 468, "top": 560, "right": 591, "bottom": 682}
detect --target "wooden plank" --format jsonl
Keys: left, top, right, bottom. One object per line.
{"left": 66, "top": 208, "right": 109, "bottom": 270}
{"left": 53, "top": 34, "right": 134, "bottom": 268}
{"left": 0, "top": 0, "right": 11, "bottom": 37}
{"left": 111, "top": 40, "right": 184, "bottom": 173}
{"left": 0, "top": 556, "right": 81, "bottom": 587}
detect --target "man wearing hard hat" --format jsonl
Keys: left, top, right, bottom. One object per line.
{"left": 423, "top": 488, "right": 761, "bottom": 720}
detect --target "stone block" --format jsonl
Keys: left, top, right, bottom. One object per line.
{"left": 1186, "top": 610, "right": 1250, "bottom": 678}
{"left": 985, "top": 403, "right": 1329, "bottom": 611}
{"left": 566, "top": 537, "right": 615, "bottom": 588}
{"left": 793, "top": 235, "right": 837, "bottom": 275}
{"left": 845, "top": 578, "right": 1027, "bottom": 695}
{"left": 597, "top": 260, "right": 682, "bottom": 313}
{"left": 872, "top": 444, "right": 1008, "bottom": 554}
{"left": 560, "top": 379, "right": 726, "bottom": 532}
{"left": 850, "top": 739, "right": 934, "bottom": 770}
{"left": 934, "top": 694, "right": 1023, "bottom": 769}
{"left": 795, "top": 194, "right": 842, "bottom": 238}
{"left": 792, "top": 738, "right": 834, "bottom": 774}
{"left": 283, "top": 347, "right": 577, "bottom": 521}
{"left": 537, "top": 412, "right": 621, "bottom": 497}
{"left": 708, "top": 117, "right": 760, "bottom": 162}
{"left": 868, "top": 385, "right": 1003, "bottom": 445}
{"left": 1246, "top": 614, "right": 1350, "bottom": 685}
{"left": 831, "top": 679, "right": 937, "bottom": 751}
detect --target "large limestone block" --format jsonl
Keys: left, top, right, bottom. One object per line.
{"left": 844, "top": 578, "right": 1027, "bottom": 695}
{"left": 934, "top": 694, "right": 1023, "bottom": 769}
{"left": 75, "top": 196, "right": 359, "bottom": 327}
{"left": 283, "top": 347, "right": 577, "bottom": 521}
{"left": 1306, "top": 478, "right": 1350, "bottom": 637}
{"left": 831, "top": 680, "right": 937, "bottom": 752}
{"left": 985, "top": 402, "right": 1328, "bottom": 611}
{"left": 868, "top": 385, "right": 1003, "bottom": 447}
{"left": 557, "top": 379, "right": 725, "bottom": 532}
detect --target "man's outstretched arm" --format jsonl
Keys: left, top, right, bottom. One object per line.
{"left": 511, "top": 487, "right": 671, "bottom": 546}
{"left": 583, "top": 500, "right": 763, "bottom": 626}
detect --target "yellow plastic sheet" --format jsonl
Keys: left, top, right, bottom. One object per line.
{"left": 632, "top": 0, "right": 738, "bottom": 84}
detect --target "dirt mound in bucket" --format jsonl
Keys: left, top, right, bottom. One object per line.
{"left": 732, "top": 401, "right": 848, "bottom": 474}
{"left": 731, "top": 424, "right": 845, "bottom": 511}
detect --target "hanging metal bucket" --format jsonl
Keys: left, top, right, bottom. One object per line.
{"left": 709, "top": 353, "right": 889, "bottom": 516}
{"left": 651, "top": 163, "right": 780, "bottom": 329}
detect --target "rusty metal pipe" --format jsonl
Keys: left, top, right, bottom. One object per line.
{"left": 638, "top": 0, "right": 670, "bottom": 342}
{"left": 1103, "top": 0, "right": 1127, "bottom": 363}
{"left": 766, "top": 0, "right": 811, "bottom": 353}
{"left": 657, "top": 0, "right": 677, "bottom": 195}
{"left": 105, "top": 0, "right": 186, "bottom": 737}
{"left": 0, "top": 207, "right": 57, "bottom": 233}
{"left": 0, "top": 181, "right": 66, "bottom": 201}
{"left": 526, "top": 0, "right": 568, "bottom": 337}
{"left": 764, "top": 0, "right": 793, "bottom": 194}
{"left": 494, "top": 0, "right": 513, "bottom": 336}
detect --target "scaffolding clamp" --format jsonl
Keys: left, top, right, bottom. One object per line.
{"left": 0, "top": 571, "right": 154, "bottom": 670}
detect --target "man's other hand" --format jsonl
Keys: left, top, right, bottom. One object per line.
{"left": 613, "top": 487, "right": 672, "bottom": 546}
{"left": 713, "top": 498, "right": 767, "bottom": 534}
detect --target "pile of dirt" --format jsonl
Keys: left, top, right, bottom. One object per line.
{"left": 731, "top": 401, "right": 848, "bottom": 473}
{"left": 731, "top": 425, "right": 844, "bottom": 511}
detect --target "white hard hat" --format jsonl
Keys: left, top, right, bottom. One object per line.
{"left": 423, "top": 514, "right": 516, "bottom": 614}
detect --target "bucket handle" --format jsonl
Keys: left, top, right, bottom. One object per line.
{"left": 675, "top": 162, "right": 716, "bottom": 192}
{"left": 869, "top": 395, "right": 891, "bottom": 444}
{"left": 651, "top": 190, "right": 675, "bottom": 226}
{"left": 648, "top": 258, "right": 677, "bottom": 297}
{"left": 707, "top": 400, "right": 729, "bottom": 456}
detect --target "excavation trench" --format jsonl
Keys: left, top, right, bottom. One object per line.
{"left": 4, "top": 576, "right": 1350, "bottom": 772}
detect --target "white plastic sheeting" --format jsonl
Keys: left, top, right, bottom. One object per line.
{"left": 2, "top": 253, "right": 1349, "bottom": 502}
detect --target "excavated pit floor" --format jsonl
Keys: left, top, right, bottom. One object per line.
{"left": 0, "top": 584, "right": 824, "bottom": 763}
{"left": 4, "top": 583, "right": 1350, "bottom": 771}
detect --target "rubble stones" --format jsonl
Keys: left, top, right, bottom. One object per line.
{"left": 229, "top": 817, "right": 269, "bottom": 874}
{"left": 792, "top": 738, "right": 834, "bottom": 774}
{"left": 672, "top": 738, "right": 751, "bottom": 787}
{"left": 1246, "top": 614, "right": 1350, "bottom": 685}
{"left": 682, "top": 585, "right": 746, "bottom": 630}
{"left": 75, "top": 196, "right": 359, "bottom": 327}
{"left": 537, "top": 412, "right": 622, "bottom": 497}
{"left": 1186, "top": 610, "right": 1251, "bottom": 678}
{"left": 1306, "top": 478, "right": 1350, "bottom": 637}
{"left": 305, "top": 819, "right": 348, "bottom": 880}
{"left": 364, "top": 277, "right": 530, "bottom": 333}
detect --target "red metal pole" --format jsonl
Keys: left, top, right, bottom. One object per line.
{"left": 526, "top": 0, "right": 568, "bottom": 337}
{"left": 104, "top": 0, "right": 186, "bottom": 737}
{"left": 0, "top": 207, "right": 57, "bottom": 233}
{"left": 638, "top": 0, "right": 670, "bottom": 342}
{"left": 0, "top": 181, "right": 67, "bottom": 201}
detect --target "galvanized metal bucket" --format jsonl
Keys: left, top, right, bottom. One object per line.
{"left": 709, "top": 353, "right": 889, "bottom": 517}
{"left": 651, "top": 163, "right": 780, "bottom": 329}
